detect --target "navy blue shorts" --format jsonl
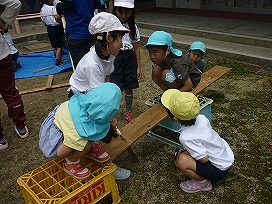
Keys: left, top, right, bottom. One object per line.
{"left": 196, "top": 160, "right": 229, "bottom": 184}
{"left": 47, "top": 25, "right": 64, "bottom": 48}
{"left": 110, "top": 50, "right": 139, "bottom": 91}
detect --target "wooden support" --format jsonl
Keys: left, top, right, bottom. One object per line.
{"left": 0, "top": 82, "right": 69, "bottom": 99}
{"left": 46, "top": 75, "right": 54, "bottom": 89}
{"left": 34, "top": 66, "right": 54, "bottom": 74}
{"left": 101, "top": 66, "right": 232, "bottom": 161}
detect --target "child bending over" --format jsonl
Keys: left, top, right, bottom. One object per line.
{"left": 161, "top": 89, "right": 234, "bottom": 193}
{"left": 146, "top": 31, "right": 202, "bottom": 102}
{"left": 39, "top": 83, "right": 121, "bottom": 180}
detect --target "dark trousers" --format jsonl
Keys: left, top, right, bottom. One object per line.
{"left": 66, "top": 37, "right": 93, "bottom": 68}
{"left": 0, "top": 55, "right": 26, "bottom": 138}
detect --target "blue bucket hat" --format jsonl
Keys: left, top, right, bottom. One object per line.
{"left": 190, "top": 41, "right": 206, "bottom": 53}
{"left": 145, "top": 31, "right": 182, "bottom": 57}
{"left": 68, "top": 82, "right": 122, "bottom": 141}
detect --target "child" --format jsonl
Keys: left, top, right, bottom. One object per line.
{"left": 3, "top": 29, "right": 21, "bottom": 69}
{"left": 39, "top": 83, "right": 121, "bottom": 179}
{"left": 188, "top": 41, "right": 206, "bottom": 72}
{"left": 110, "top": 0, "right": 141, "bottom": 123}
{"left": 146, "top": 31, "right": 202, "bottom": 103}
{"left": 40, "top": 0, "right": 66, "bottom": 66}
{"left": 161, "top": 89, "right": 234, "bottom": 193}
{"left": 69, "top": 12, "right": 131, "bottom": 180}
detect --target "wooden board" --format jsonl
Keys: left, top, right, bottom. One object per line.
{"left": 46, "top": 75, "right": 54, "bottom": 89}
{"left": 101, "top": 66, "right": 232, "bottom": 161}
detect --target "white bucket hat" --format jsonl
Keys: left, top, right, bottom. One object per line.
{"left": 114, "top": 0, "right": 134, "bottom": 8}
{"left": 89, "top": 12, "right": 130, "bottom": 34}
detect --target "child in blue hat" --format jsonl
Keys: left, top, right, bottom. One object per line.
{"left": 39, "top": 82, "right": 122, "bottom": 180}
{"left": 188, "top": 41, "right": 206, "bottom": 72}
{"left": 145, "top": 31, "right": 202, "bottom": 104}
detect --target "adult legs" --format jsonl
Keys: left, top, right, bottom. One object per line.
{"left": 0, "top": 55, "right": 26, "bottom": 131}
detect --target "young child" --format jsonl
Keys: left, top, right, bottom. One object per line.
{"left": 69, "top": 12, "right": 131, "bottom": 180}
{"left": 39, "top": 83, "right": 121, "bottom": 180}
{"left": 161, "top": 89, "right": 234, "bottom": 193}
{"left": 146, "top": 31, "right": 202, "bottom": 102}
{"left": 3, "top": 29, "right": 21, "bottom": 69}
{"left": 110, "top": 0, "right": 141, "bottom": 123}
{"left": 40, "top": 0, "right": 66, "bottom": 66}
{"left": 188, "top": 41, "right": 206, "bottom": 72}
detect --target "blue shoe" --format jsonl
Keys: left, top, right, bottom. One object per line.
{"left": 114, "top": 166, "right": 131, "bottom": 180}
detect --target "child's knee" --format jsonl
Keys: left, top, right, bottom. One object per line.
{"left": 176, "top": 153, "right": 189, "bottom": 170}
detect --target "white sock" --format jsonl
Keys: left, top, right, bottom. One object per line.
{"left": 65, "top": 157, "right": 80, "bottom": 164}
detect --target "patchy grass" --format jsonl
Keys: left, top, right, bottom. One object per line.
{"left": 0, "top": 44, "right": 271, "bottom": 204}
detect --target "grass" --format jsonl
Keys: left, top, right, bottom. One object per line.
{"left": 0, "top": 43, "right": 271, "bottom": 204}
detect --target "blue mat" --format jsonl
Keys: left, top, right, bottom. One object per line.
{"left": 14, "top": 50, "right": 72, "bottom": 79}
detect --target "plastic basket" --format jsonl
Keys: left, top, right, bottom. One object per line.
{"left": 157, "top": 96, "right": 213, "bottom": 132}
{"left": 17, "top": 157, "right": 121, "bottom": 204}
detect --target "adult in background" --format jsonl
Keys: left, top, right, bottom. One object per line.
{"left": 56, "top": 0, "right": 96, "bottom": 68}
{"left": 0, "top": 0, "right": 28, "bottom": 151}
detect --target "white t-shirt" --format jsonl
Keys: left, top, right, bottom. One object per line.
{"left": 3, "top": 32, "right": 18, "bottom": 54}
{"left": 120, "top": 22, "right": 140, "bottom": 50}
{"left": 40, "top": 4, "right": 59, "bottom": 26}
{"left": 69, "top": 46, "right": 115, "bottom": 93}
{"left": 179, "top": 115, "right": 234, "bottom": 171}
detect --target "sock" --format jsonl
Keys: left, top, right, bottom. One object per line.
{"left": 65, "top": 157, "right": 80, "bottom": 164}
{"left": 125, "top": 94, "right": 133, "bottom": 113}
{"left": 198, "top": 179, "right": 207, "bottom": 183}
{"left": 0, "top": 138, "right": 7, "bottom": 144}
{"left": 56, "top": 58, "right": 61, "bottom": 65}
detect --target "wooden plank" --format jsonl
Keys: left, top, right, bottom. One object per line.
{"left": 101, "top": 66, "right": 232, "bottom": 161}
{"left": 0, "top": 82, "right": 69, "bottom": 99}
{"left": 34, "top": 66, "right": 54, "bottom": 74}
{"left": 46, "top": 75, "right": 54, "bottom": 89}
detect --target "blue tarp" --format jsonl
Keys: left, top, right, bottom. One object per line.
{"left": 14, "top": 50, "right": 72, "bottom": 79}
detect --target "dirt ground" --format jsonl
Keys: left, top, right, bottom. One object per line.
{"left": 0, "top": 44, "right": 271, "bottom": 204}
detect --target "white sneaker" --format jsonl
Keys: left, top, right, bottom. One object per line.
{"left": 114, "top": 166, "right": 131, "bottom": 180}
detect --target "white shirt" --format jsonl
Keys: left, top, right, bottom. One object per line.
{"left": 69, "top": 46, "right": 115, "bottom": 93}
{"left": 40, "top": 4, "right": 59, "bottom": 26}
{"left": 3, "top": 32, "right": 18, "bottom": 54}
{"left": 0, "top": 0, "right": 21, "bottom": 60}
{"left": 179, "top": 115, "right": 234, "bottom": 171}
{"left": 120, "top": 22, "right": 140, "bottom": 50}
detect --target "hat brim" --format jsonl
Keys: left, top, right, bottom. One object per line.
{"left": 114, "top": 2, "right": 134, "bottom": 8}
{"left": 161, "top": 89, "right": 180, "bottom": 109}
{"left": 170, "top": 47, "right": 182, "bottom": 57}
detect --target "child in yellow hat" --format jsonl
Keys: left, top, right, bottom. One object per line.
{"left": 161, "top": 89, "right": 234, "bottom": 193}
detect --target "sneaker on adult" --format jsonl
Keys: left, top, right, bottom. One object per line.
{"left": 85, "top": 142, "right": 110, "bottom": 163}
{"left": 63, "top": 159, "right": 91, "bottom": 180}
{"left": 15, "top": 125, "right": 29, "bottom": 138}
{"left": 61, "top": 58, "right": 68, "bottom": 63}
{"left": 0, "top": 138, "right": 8, "bottom": 150}
{"left": 124, "top": 111, "right": 136, "bottom": 123}
{"left": 114, "top": 166, "right": 131, "bottom": 180}
{"left": 180, "top": 179, "right": 212, "bottom": 193}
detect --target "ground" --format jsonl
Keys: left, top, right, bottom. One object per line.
{"left": 0, "top": 42, "right": 271, "bottom": 204}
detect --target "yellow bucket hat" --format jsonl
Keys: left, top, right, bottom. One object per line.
{"left": 161, "top": 89, "right": 200, "bottom": 120}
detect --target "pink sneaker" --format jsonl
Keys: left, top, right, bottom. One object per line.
{"left": 124, "top": 111, "right": 136, "bottom": 123}
{"left": 85, "top": 143, "right": 110, "bottom": 163}
{"left": 180, "top": 179, "right": 212, "bottom": 193}
{"left": 63, "top": 160, "right": 91, "bottom": 180}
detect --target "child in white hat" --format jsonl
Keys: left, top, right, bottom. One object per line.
{"left": 68, "top": 12, "right": 131, "bottom": 180}
{"left": 39, "top": 83, "right": 122, "bottom": 180}
{"left": 161, "top": 90, "right": 234, "bottom": 193}
{"left": 188, "top": 41, "right": 206, "bottom": 72}
{"left": 110, "top": 0, "right": 142, "bottom": 123}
